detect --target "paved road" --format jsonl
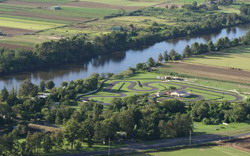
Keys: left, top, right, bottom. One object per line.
{"left": 66, "top": 132, "right": 250, "bottom": 156}
{"left": 81, "top": 80, "right": 244, "bottom": 104}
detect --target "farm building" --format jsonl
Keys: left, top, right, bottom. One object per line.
{"left": 155, "top": 92, "right": 165, "bottom": 97}
{"left": 171, "top": 91, "right": 190, "bottom": 97}
{"left": 156, "top": 76, "right": 184, "bottom": 81}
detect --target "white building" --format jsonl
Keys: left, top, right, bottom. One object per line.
{"left": 171, "top": 91, "right": 190, "bottom": 97}
{"left": 155, "top": 92, "right": 165, "bottom": 97}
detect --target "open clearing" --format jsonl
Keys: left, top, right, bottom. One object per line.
{"left": 185, "top": 45, "right": 250, "bottom": 71}
{"left": 132, "top": 145, "right": 249, "bottom": 156}
{"left": 167, "top": 61, "right": 250, "bottom": 84}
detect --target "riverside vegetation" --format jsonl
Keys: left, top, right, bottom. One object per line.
{"left": 0, "top": 3, "right": 250, "bottom": 74}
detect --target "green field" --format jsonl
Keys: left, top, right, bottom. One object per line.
{"left": 194, "top": 121, "right": 250, "bottom": 135}
{"left": 0, "top": 16, "right": 63, "bottom": 30}
{"left": 133, "top": 146, "right": 249, "bottom": 156}
{"left": 185, "top": 45, "right": 250, "bottom": 71}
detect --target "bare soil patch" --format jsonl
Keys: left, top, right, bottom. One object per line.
{"left": 0, "top": 26, "right": 34, "bottom": 36}
{"left": 169, "top": 62, "right": 250, "bottom": 84}
{"left": 28, "top": 123, "right": 63, "bottom": 132}
{"left": 66, "top": 1, "right": 142, "bottom": 10}
{"left": 221, "top": 137, "right": 250, "bottom": 153}
{"left": 5, "top": 0, "right": 57, "bottom": 7}
{"left": 0, "top": 42, "right": 33, "bottom": 50}
{"left": 0, "top": 11, "right": 87, "bottom": 23}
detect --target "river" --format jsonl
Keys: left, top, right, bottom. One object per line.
{"left": 0, "top": 24, "right": 249, "bottom": 90}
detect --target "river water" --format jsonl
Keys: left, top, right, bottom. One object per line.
{"left": 0, "top": 24, "right": 249, "bottom": 90}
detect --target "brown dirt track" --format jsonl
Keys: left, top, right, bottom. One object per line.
{"left": 0, "top": 26, "right": 34, "bottom": 36}
{"left": 221, "top": 137, "right": 250, "bottom": 153}
{"left": 0, "top": 42, "right": 33, "bottom": 50}
{"left": 0, "top": 11, "right": 87, "bottom": 23}
{"left": 5, "top": 0, "right": 57, "bottom": 7}
{"left": 168, "top": 62, "right": 250, "bottom": 84}
{"left": 66, "top": 1, "right": 142, "bottom": 10}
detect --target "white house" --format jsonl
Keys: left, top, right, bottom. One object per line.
{"left": 171, "top": 91, "right": 190, "bottom": 97}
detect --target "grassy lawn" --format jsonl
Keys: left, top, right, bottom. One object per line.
{"left": 28, "top": 6, "right": 119, "bottom": 19}
{"left": 133, "top": 146, "right": 249, "bottom": 156}
{"left": 185, "top": 45, "right": 250, "bottom": 71}
{"left": 194, "top": 121, "right": 250, "bottom": 135}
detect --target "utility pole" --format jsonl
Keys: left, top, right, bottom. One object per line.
{"left": 108, "top": 137, "right": 111, "bottom": 156}
{"left": 223, "top": 122, "right": 230, "bottom": 140}
{"left": 189, "top": 130, "right": 192, "bottom": 146}
{"left": 229, "top": 124, "right": 231, "bottom": 140}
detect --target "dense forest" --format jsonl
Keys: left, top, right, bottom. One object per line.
{"left": 0, "top": 4, "right": 250, "bottom": 74}
{"left": 1, "top": 75, "right": 250, "bottom": 155}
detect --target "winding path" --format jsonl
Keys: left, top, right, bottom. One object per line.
{"left": 80, "top": 80, "right": 244, "bottom": 104}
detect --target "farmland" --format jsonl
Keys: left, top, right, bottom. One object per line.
{"left": 0, "top": 0, "right": 246, "bottom": 49}
{"left": 0, "top": 0, "right": 167, "bottom": 48}
{"left": 185, "top": 45, "right": 250, "bottom": 71}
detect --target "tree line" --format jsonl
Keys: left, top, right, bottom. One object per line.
{"left": 135, "top": 30, "right": 250, "bottom": 68}
{"left": 1, "top": 91, "right": 250, "bottom": 155}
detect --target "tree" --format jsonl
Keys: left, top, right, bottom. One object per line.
{"left": 39, "top": 81, "right": 46, "bottom": 92}
{"left": 161, "top": 99, "right": 186, "bottom": 114}
{"left": 64, "top": 119, "right": 81, "bottom": 149}
{"left": 147, "top": 57, "right": 156, "bottom": 67}
{"left": 111, "top": 98, "right": 124, "bottom": 111}
{"left": 117, "top": 110, "right": 135, "bottom": 137}
{"left": 163, "top": 50, "right": 169, "bottom": 62}
{"left": 172, "top": 114, "right": 193, "bottom": 137}
{"left": 183, "top": 45, "right": 192, "bottom": 57}
{"left": 169, "top": 49, "right": 181, "bottom": 60}
{"left": 18, "top": 79, "right": 38, "bottom": 97}
{"left": 192, "top": 1, "right": 198, "bottom": 7}
{"left": 216, "top": 38, "right": 225, "bottom": 51}
{"left": 191, "top": 42, "right": 200, "bottom": 54}
{"left": 61, "top": 81, "right": 68, "bottom": 87}
{"left": 158, "top": 120, "right": 176, "bottom": 138}
{"left": 42, "top": 133, "right": 53, "bottom": 153}
{"left": 94, "top": 118, "right": 118, "bottom": 143}
{"left": 46, "top": 81, "right": 55, "bottom": 90}
{"left": 80, "top": 118, "right": 95, "bottom": 147}
{"left": 0, "top": 87, "right": 9, "bottom": 102}
{"left": 51, "top": 131, "right": 64, "bottom": 150}
{"left": 26, "top": 132, "right": 43, "bottom": 153}
{"left": 208, "top": 40, "right": 215, "bottom": 51}
{"left": 158, "top": 53, "right": 163, "bottom": 63}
